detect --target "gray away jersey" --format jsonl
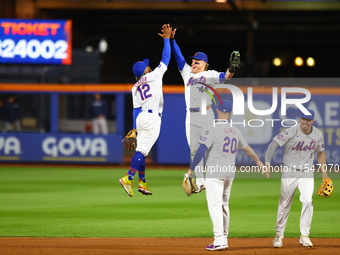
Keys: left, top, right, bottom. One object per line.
{"left": 273, "top": 124, "right": 325, "bottom": 170}
{"left": 199, "top": 122, "right": 248, "bottom": 178}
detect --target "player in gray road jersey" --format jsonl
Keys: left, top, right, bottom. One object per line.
{"left": 264, "top": 109, "right": 328, "bottom": 248}
{"left": 189, "top": 100, "right": 263, "bottom": 251}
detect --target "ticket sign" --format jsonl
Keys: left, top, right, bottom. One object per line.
{"left": 0, "top": 19, "right": 72, "bottom": 65}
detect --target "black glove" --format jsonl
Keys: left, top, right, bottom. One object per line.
{"left": 229, "top": 50, "right": 241, "bottom": 73}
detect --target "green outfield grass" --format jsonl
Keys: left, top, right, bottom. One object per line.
{"left": 0, "top": 166, "right": 339, "bottom": 238}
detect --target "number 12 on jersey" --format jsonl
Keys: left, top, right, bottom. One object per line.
{"left": 137, "top": 84, "right": 152, "bottom": 101}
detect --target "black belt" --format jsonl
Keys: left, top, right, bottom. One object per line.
{"left": 189, "top": 105, "right": 211, "bottom": 112}
{"left": 295, "top": 168, "right": 306, "bottom": 172}
{"left": 146, "top": 109, "right": 161, "bottom": 117}
{"left": 284, "top": 165, "right": 306, "bottom": 172}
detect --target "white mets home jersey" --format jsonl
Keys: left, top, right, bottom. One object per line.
{"left": 273, "top": 124, "right": 325, "bottom": 171}
{"left": 199, "top": 122, "right": 248, "bottom": 178}
{"left": 180, "top": 63, "right": 223, "bottom": 108}
{"left": 131, "top": 61, "right": 167, "bottom": 113}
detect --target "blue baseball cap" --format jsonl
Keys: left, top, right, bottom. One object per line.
{"left": 300, "top": 109, "right": 314, "bottom": 120}
{"left": 218, "top": 100, "right": 233, "bottom": 113}
{"left": 132, "top": 59, "right": 149, "bottom": 77}
{"left": 189, "top": 52, "right": 208, "bottom": 63}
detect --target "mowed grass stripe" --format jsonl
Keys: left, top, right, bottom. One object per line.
{"left": 0, "top": 167, "right": 339, "bottom": 238}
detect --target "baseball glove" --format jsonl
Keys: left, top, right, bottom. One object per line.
{"left": 182, "top": 173, "right": 198, "bottom": 196}
{"left": 228, "top": 50, "right": 241, "bottom": 73}
{"left": 317, "top": 177, "right": 335, "bottom": 198}
{"left": 122, "top": 129, "right": 137, "bottom": 150}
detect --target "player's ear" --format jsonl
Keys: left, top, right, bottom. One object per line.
{"left": 205, "top": 63, "right": 209, "bottom": 71}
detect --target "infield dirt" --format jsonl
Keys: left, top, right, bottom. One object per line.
{"left": 1, "top": 237, "right": 340, "bottom": 255}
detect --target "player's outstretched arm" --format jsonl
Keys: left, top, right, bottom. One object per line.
{"left": 224, "top": 50, "right": 241, "bottom": 80}
{"left": 189, "top": 143, "right": 208, "bottom": 172}
{"left": 166, "top": 24, "right": 186, "bottom": 71}
{"left": 263, "top": 140, "right": 280, "bottom": 178}
{"left": 317, "top": 150, "right": 328, "bottom": 178}
{"left": 158, "top": 24, "right": 171, "bottom": 66}
{"left": 243, "top": 145, "right": 263, "bottom": 168}
{"left": 243, "top": 145, "right": 265, "bottom": 177}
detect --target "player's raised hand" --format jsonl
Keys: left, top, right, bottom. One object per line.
{"left": 158, "top": 23, "right": 171, "bottom": 38}
{"left": 170, "top": 25, "right": 177, "bottom": 39}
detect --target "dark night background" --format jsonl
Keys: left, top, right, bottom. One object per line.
{"left": 42, "top": 8, "right": 340, "bottom": 84}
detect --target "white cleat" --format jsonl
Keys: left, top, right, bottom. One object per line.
{"left": 272, "top": 234, "right": 284, "bottom": 248}
{"left": 299, "top": 235, "right": 313, "bottom": 248}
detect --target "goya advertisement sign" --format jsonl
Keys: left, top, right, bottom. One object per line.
{"left": 0, "top": 133, "right": 123, "bottom": 163}
{"left": 0, "top": 19, "right": 72, "bottom": 65}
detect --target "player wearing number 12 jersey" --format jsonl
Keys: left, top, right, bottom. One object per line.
{"left": 119, "top": 25, "right": 171, "bottom": 197}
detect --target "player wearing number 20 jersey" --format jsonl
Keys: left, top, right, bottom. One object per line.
{"left": 188, "top": 100, "right": 263, "bottom": 250}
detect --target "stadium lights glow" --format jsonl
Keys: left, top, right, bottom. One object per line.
{"left": 215, "top": 0, "right": 227, "bottom": 3}
{"left": 294, "top": 57, "right": 304, "bottom": 66}
{"left": 273, "top": 57, "right": 282, "bottom": 66}
{"left": 306, "top": 57, "right": 315, "bottom": 67}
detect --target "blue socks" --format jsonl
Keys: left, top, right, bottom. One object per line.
{"left": 127, "top": 151, "right": 146, "bottom": 182}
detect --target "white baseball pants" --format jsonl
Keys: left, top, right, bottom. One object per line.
{"left": 205, "top": 177, "right": 234, "bottom": 246}
{"left": 136, "top": 111, "right": 161, "bottom": 156}
{"left": 275, "top": 177, "right": 314, "bottom": 236}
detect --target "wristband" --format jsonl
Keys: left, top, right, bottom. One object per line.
{"left": 228, "top": 66, "right": 235, "bottom": 73}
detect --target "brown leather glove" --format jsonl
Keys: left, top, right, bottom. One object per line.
{"left": 122, "top": 129, "right": 137, "bottom": 150}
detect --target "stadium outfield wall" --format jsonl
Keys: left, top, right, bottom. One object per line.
{"left": 0, "top": 80, "right": 339, "bottom": 165}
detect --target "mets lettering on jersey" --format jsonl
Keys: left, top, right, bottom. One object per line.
{"left": 292, "top": 141, "right": 316, "bottom": 151}
{"left": 187, "top": 76, "right": 207, "bottom": 86}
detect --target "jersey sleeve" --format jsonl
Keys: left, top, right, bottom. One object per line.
{"left": 161, "top": 38, "right": 171, "bottom": 66}
{"left": 205, "top": 70, "right": 223, "bottom": 85}
{"left": 170, "top": 39, "right": 186, "bottom": 71}
{"left": 316, "top": 129, "right": 325, "bottom": 152}
{"left": 198, "top": 129, "right": 214, "bottom": 149}
{"left": 273, "top": 127, "right": 295, "bottom": 147}
{"left": 151, "top": 61, "right": 168, "bottom": 79}
{"left": 219, "top": 73, "right": 227, "bottom": 83}
{"left": 180, "top": 63, "right": 192, "bottom": 80}
{"left": 236, "top": 132, "right": 248, "bottom": 150}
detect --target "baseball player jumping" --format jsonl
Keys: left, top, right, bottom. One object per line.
{"left": 263, "top": 109, "right": 329, "bottom": 248}
{"left": 119, "top": 25, "right": 171, "bottom": 197}
{"left": 165, "top": 23, "right": 241, "bottom": 194}
{"left": 188, "top": 100, "right": 264, "bottom": 251}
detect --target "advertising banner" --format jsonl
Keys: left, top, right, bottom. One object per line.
{"left": 0, "top": 133, "right": 123, "bottom": 163}
{"left": 0, "top": 19, "right": 72, "bottom": 65}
